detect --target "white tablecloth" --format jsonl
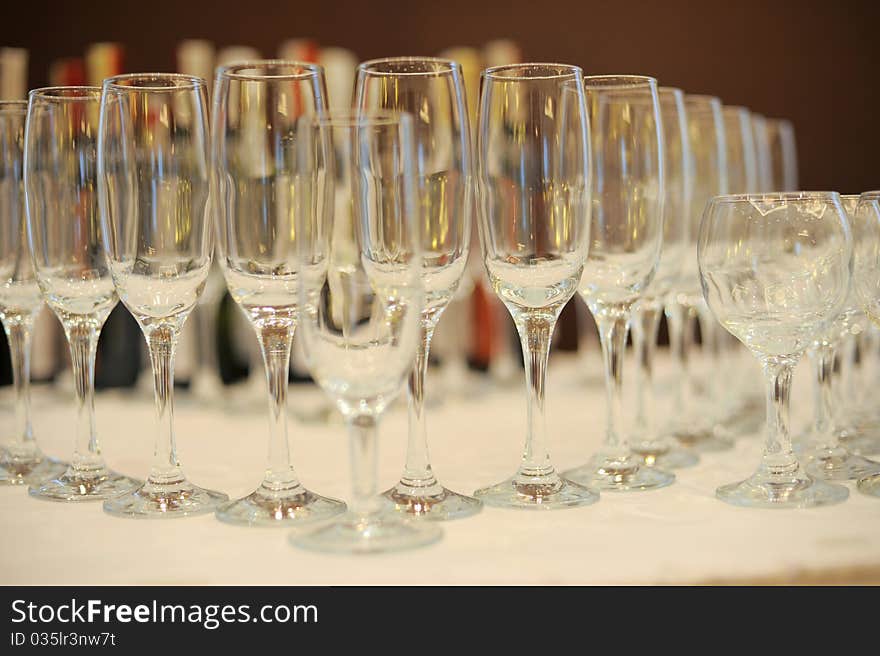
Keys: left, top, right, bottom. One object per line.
{"left": 2, "top": 351, "right": 879, "bottom": 585}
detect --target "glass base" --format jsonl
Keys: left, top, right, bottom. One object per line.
{"left": 215, "top": 484, "right": 346, "bottom": 527}
{"left": 382, "top": 481, "right": 482, "bottom": 521}
{"left": 0, "top": 454, "right": 67, "bottom": 486}
{"left": 103, "top": 478, "right": 228, "bottom": 519}
{"left": 857, "top": 473, "right": 880, "bottom": 498}
{"left": 289, "top": 512, "right": 442, "bottom": 554}
{"left": 630, "top": 440, "right": 699, "bottom": 469}
{"left": 563, "top": 453, "right": 675, "bottom": 492}
{"left": 716, "top": 469, "right": 849, "bottom": 508}
{"left": 839, "top": 426, "right": 880, "bottom": 457}
{"left": 670, "top": 426, "right": 735, "bottom": 452}
{"left": 473, "top": 470, "right": 599, "bottom": 510}
{"left": 29, "top": 465, "right": 140, "bottom": 502}
{"left": 802, "top": 446, "right": 880, "bottom": 481}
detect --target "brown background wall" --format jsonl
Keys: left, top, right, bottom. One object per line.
{"left": 3, "top": 0, "right": 878, "bottom": 194}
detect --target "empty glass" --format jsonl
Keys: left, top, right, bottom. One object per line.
{"left": 765, "top": 119, "right": 798, "bottom": 191}
{"left": 0, "top": 100, "right": 65, "bottom": 485}
{"left": 23, "top": 87, "right": 139, "bottom": 501}
{"left": 474, "top": 63, "right": 597, "bottom": 509}
{"left": 851, "top": 190, "right": 880, "bottom": 498}
{"left": 212, "top": 61, "right": 346, "bottom": 527}
{"left": 98, "top": 73, "right": 228, "bottom": 518}
{"left": 355, "top": 57, "right": 480, "bottom": 520}
{"left": 664, "top": 95, "right": 732, "bottom": 452}
{"left": 564, "top": 75, "right": 673, "bottom": 492}
{"left": 699, "top": 192, "right": 850, "bottom": 508}
{"left": 627, "top": 87, "right": 698, "bottom": 471}
{"left": 289, "top": 111, "right": 441, "bottom": 553}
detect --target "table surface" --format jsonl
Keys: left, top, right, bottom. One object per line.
{"left": 2, "top": 351, "right": 879, "bottom": 586}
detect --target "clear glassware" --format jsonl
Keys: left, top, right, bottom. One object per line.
{"left": 851, "top": 190, "right": 880, "bottom": 498}
{"left": 699, "top": 192, "right": 850, "bottom": 508}
{"left": 472, "top": 63, "right": 598, "bottom": 509}
{"left": 751, "top": 113, "right": 773, "bottom": 192}
{"left": 289, "top": 110, "right": 442, "bottom": 553}
{"left": 796, "top": 194, "right": 880, "bottom": 480}
{"left": 23, "top": 87, "right": 139, "bottom": 501}
{"left": 0, "top": 100, "right": 66, "bottom": 486}
{"left": 211, "top": 61, "right": 346, "bottom": 527}
{"left": 627, "top": 87, "right": 697, "bottom": 470}
{"left": 563, "top": 75, "right": 673, "bottom": 492}
{"left": 98, "top": 73, "right": 228, "bottom": 518}
{"left": 766, "top": 118, "right": 798, "bottom": 191}
{"left": 355, "top": 56, "right": 481, "bottom": 521}
{"left": 664, "top": 94, "right": 732, "bottom": 452}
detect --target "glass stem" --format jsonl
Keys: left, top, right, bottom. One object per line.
{"left": 3, "top": 315, "right": 37, "bottom": 456}
{"left": 664, "top": 298, "right": 690, "bottom": 417}
{"left": 695, "top": 303, "right": 719, "bottom": 404}
{"left": 595, "top": 309, "right": 629, "bottom": 457}
{"left": 347, "top": 413, "right": 379, "bottom": 521}
{"left": 515, "top": 313, "right": 556, "bottom": 479}
{"left": 401, "top": 318, "right": 439, "bottom": 489}
{"left": 838, "top": 335, "right": 856, "bottom": 418}
{"left": 759, "top": 357, "right": 799, "bottom": 477}
{"left": 810, "top": 343, "right": 838, "bottom": 449}
{"left": 631, "top": 301, "right": 661, "bottom": 443}
{"left": 65, "top": 319, "right": 104, "bottom": 473}
{"left": 146, "top": 323, "right": 183, "bottom": 486}
{"left": 257, "top": 321, "right": 299, "bottom": 490}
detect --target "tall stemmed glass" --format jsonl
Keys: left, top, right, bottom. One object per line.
{"left": 766, "top": 119, "right": 798, "bottom": 191}
{"left": 664, "top": 95, "right": 731, "bottom": 452}
{"left": 472, "top": 63, "right": 598, "bottom": 509}
{"left": 290, "top": 110, "right": 442, "bottom": 553}
{"left": 628, "top": 87, "right": 697, "bottom": 470}
{"left": 796, "top": 194, "right": 880, "bottom": 480}
{"left": 751, "top": 113, "right": 773, "bottom": 192}
{"left": 699, "top": 192, "right": 850, "bottom": 508}
{"left": 0, "top": 101, "right": 65, "bottom": 485}
{"left": 851, "top": 190, "right": 880, "bottom": 498}
{"left": 564, "top": 75, "right": 673, "bottom": 492}
{"left": 23, "top": 87, "right": 139, "bottom": 501}
{"left": 355, "top": 57, "right": 480, "bottom": 520}
{"left": 212, "top": 61, "right": 346, "bottom": 526}
{"left": 98, "top": 73, "right": 228, "bottom": 518}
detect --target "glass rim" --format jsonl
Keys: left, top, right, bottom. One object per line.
{"left": 216, "top": 59, "right": 324, "bottom": 81}
{"left": 722, "top": 104, "right": 750, "bottom": 115}
{"left": 305, "top": 108, "right": 412, "bottom": 128}
{"left": 708, "top": 191, "right": 841, "bottom": 204}
{"left": 583, "top": 74, "right": 657, "bottom": 89}
{"left": 103, "top": 73, "right": 207, "bottom": 92}
{"left": 482, "top": 62, "right": 583, "bottom": 81}
{"left": 28, "top": 86, "right": 102, "bottom": 101}
{"left": 0, "top": 100, "right": 27, "bottom": 114}
{"left": 684, "top": 93, "right": 722, "bottom": 106}
{"left": 860, "top": 190, "right": 880, "bottom": 201}
{"left": 357, "top": 56, "right": 461, "bottom": 77}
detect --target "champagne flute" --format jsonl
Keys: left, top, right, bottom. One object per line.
{"left": 664, "top": 95, "right": 732, "bottom": 452}
{"left": 23, "top": 86, "right": 139, "bottom": 500}
{"left": 0, "top": 100, "right": 65, "bottom": 485}
{"left": 290, "top": 110, "right": 442, "bottom": 553}
{"left": 355, "top": 56, "right": 480, "bottom": 520}
{"left": 699, "top": 192, "right": 850, "bottom": 508}
{"left": 474, "top": 63, "right": 598, "bottom": 509}
{"left": 628, "top": 87, "right": 698, "bottom": 470}
{"left": 98, "top": 73, "right": 228, "bottom": 518}
{"left": 564, "top": 75, "right": 674, "bottom": 492}
{"left": 212, "top": 61, "right": 346, "bottom": 526}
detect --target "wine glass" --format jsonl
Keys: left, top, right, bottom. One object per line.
{"left": 289, "top": 110, "right": 442, "bottom": 553}
{"left": 664, "top": 94, "right": 732, "bottom": 452}
{"left": 98, "top": 73, "right": 228, "bottom": 518}
{"left": 751, "top": 113, "right": 773, "bottom": 192}
{"left": 23, "top": 86, "right": 139, "bottom": 501}
{"left": 354, "top": 56, "right": 480, "bottom": 521}
{"left": 851, "top": 190, "right": 880, "bottom": 498}
{"left": 473, "top": 63, "right": 598, "bottom": 509}
{"left": 795, "top": 194, "right": 880, "bottom": 480}
{"left": 699, "top": 192, "right": 850, "bottom": 508}
{"left": 211, "top": 61, "right": 346, "bottom": 526}
{"left": 563, "top": 75, "right": 673, "bottom": 492}
{"left": 766, "top": 118, "right": 798, "bottom": 191}
{"left": 0, "top": 100, "right": 65, "bottom": 486}
{"left": 628, "top": 87, "right": 698, "bottom": 470}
